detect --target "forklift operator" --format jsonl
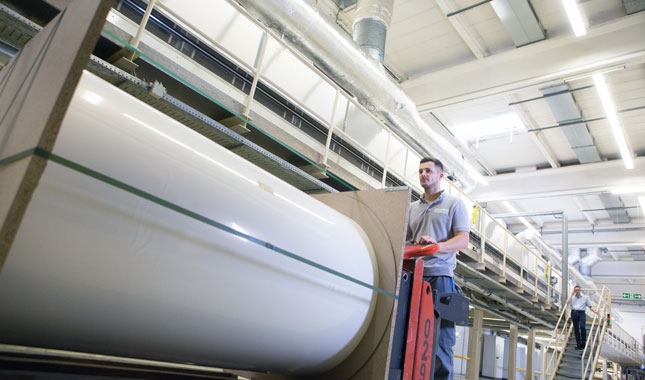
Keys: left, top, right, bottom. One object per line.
{"left": 406, "top": 157, "right": 470, "bottom": 380}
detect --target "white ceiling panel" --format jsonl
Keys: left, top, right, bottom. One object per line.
{"left": 465, "top": 132, "right": 547, "bottom": 170}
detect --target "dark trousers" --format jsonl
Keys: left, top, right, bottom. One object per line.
{"left": 424, "top": 275, "right": 456, "bottom": 380}
{"left": 571, "top": 310, "right": 587, "bottom": 348}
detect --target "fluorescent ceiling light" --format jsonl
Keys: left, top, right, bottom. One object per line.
{"left": 562, "top": 0, "right": 586, "bottom": 37}
{"left": 454, "top": 113, "right": 525, "bottom": 142}
{"left": 592, "top": 73, "right": 634, "bottom": 169}
{"left": 639, "top": 196, "right": 645, "bottom": 219}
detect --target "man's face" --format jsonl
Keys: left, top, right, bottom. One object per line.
{"left": 574, "top": 287, "right": 581, "bottom": 295}
{"left": 418, "top": 161, "right": 443, "bottom": 190}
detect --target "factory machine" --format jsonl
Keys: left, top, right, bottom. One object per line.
{"left": 0, "top": 2, "right": 467, "bottom": 379}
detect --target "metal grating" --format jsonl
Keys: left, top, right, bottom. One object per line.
{"left": 230, "top": 145, "right": 327, "bottom": 193}
{"left": 0, "top": 4, "right": 40, "bottom": 49}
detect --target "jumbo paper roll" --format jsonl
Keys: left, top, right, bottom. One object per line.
{"left": 0, "top": 71, "right": 378, "bottom": 374}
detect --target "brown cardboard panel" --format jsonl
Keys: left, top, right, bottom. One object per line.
{"left": 312, "top": 188, "right": 409, "bottom": 380}
{"left": 233, "top": 188, "right": 410, "bottom": 380}
{"left": 0, "top": 0, "right": 112, "bottom": 269}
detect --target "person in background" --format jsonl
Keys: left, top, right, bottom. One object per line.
{"left": 566, "top": 285, "right": 598, "bottom": 350}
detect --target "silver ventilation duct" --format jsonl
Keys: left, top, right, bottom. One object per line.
{"left": 236, "top": 0, "right": 482, "bottom": 190}
{"left": 579, "top": 247, "right": 602, "bottom": 278}
{"left": 490, "top": 0, "right": 545, "bottom": 47}
{"left": 568, "top": 247, "right": 581, "bottom": 266}
{"left": 352, "top": 0, "right": 393, "bottom": 61}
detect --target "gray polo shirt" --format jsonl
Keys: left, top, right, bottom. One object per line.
{"left": 406, "top": 191, "right": 470, "bottom": 277}
{"left": 571, "top": 294, "right": 592, "bottom": 311}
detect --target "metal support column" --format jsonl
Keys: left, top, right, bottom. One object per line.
{"left": 527, "top": 329, "right": 535, "bottom": 380}
{"left": 381, "top": 132, "right": 392, "bottom": 187}
{"left": 321, "top": 89, "right": 341, "bottom": 169}
{"left": 466, "top": 309, "right": 483, "bottom": 380}
{"left": 241, "top": 31, "right": 270, "bottom": 120}
{"left": 508, "top": 324, "right": 518, "bottom": 380}
{"left": 130, "top": 0, "right": 158, "bottom": 52}
{"left": 562, "top": 214, "right": 569, "bottom": 307}
{"left": 602, "top": 359, "right": 608, "bottom": 380}
{"left": 541, "top": 342, "right": 546, "bottom": 380}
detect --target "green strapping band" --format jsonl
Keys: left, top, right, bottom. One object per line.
{"left": 100, "top": 28, "right": 356, "bottom": 192}
{"left": 1, "top": 148, "right": 396, "bottom": 299}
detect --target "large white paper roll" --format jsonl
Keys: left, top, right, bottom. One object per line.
{"left": 0, "top": 71, "right": 378, "bottom": 374}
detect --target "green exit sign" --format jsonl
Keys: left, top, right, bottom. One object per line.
{"left": 622, "top": 292, "right": 632, "bottom": 299}
{"left": 635, "top": 293, "right": 642, "bottom": 300}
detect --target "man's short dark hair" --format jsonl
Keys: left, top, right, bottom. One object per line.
{"left": 574, "top": 285, "right": 581, "bottom": 289}
{"left": 420, "top": 157, "right": 444, "bottom": 172}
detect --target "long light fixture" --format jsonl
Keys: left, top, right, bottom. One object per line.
{"left": 592, "top": 73, "right": 634, "bottom": 169}
{"left": 562, "top": 0, "right": 586, "bottom": 37}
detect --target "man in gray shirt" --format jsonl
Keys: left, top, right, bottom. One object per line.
{"left": 566, "top": 285, "right": 598, "bottom": 350}
{"left": 406, "top": 157, "right": 470, "bottom": 380}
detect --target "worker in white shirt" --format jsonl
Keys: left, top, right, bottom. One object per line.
{"left": 566, "top": 285, "right": 598, "bottom": 350}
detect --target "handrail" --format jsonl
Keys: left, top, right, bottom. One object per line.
{"left": 582, "top": 286, "right": 611, "bottom": 380}
{"left": 468, "top": 203, "right": 561, "bottom": 304}
{"left": 544, "top": 301, "right": 573, "bottom": 380}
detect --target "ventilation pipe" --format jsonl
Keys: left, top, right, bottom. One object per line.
{"left": 568, "top": 247, "right": 581, "bottom": 266}
{"left": 352, "top": 0, "right": 394, "bottom": 61}
{"left": 235, "top": 0, "right": 482, "bottom": 191}
{"left": 579, "top": 247, "right": 602, "bottom": 278}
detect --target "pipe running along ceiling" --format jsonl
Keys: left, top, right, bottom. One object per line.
{"left": 236, "top": 0, "right": 486, "bottom": 191}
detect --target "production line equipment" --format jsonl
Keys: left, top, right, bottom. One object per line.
{"left": 0, "top": 70, "right": 467, "bottom": 379}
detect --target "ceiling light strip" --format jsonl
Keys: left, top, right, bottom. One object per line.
{"left": 562, "top": 0, "right": 586, "bottom": 37}
{"left": 592, "top": 73, "right": 634, "bottom": 169}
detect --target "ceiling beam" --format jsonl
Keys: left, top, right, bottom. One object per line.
{"left": 541, "top": 229, "right": 645, "bottom": 248}
{"left": 468, "top": 156, "right": 645, "bottom": 202}
{"left": 506, "top": 93, "right": 560, "bottom": 168}
{"left": 433, "top": 0, "right": 490, "bottom": 60}
{"left": 572, "top": 196, "right": 597, "bottom": 226}
{"left": 402, "top": 12, "right": 645, "bottom": 111}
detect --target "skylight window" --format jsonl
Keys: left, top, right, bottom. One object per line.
{"left": 454, "top": 113, "right": 526, "bottom": 146}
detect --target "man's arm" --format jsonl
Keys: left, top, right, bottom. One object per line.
{"left": 587, "top": 298, "right": 598, "bottom": 314}
{"left": 437, "top": 231, "right": 469, "bottom": 253}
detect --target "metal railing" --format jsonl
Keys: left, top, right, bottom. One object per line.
{"left": 466, "top": 200, "right": 560, "bottom": 305}
{"left": 581, "top": 287, "right": 611, "bottom": 380}
{"left": 544, "top": 287, "right": 611, "bottom": 380}
{"left": 544, "top": 299, "right": 573, "bottom": 380}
